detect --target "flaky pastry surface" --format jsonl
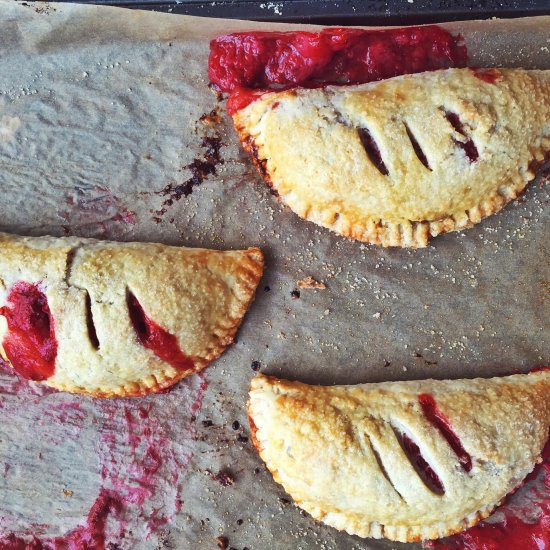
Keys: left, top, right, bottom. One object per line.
{"left": 248, "top": 371, "right": 550, "bottom": 541}
{"left": 0, "top": 232, "right": 264, "bottom": 397}
{"left": 234, "top": 68, "right": 550, "bottom": 247}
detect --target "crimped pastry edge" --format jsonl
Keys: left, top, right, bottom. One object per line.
{"left": 234, "top": 85, "right": 550, "bottom": 248}
{"left": 299, "top": 493, "right": 512, "bottom": 542}
{"left": 247, "top": 372, "right": 549, "bottom": 542}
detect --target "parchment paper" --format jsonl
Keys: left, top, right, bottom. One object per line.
{"left": 0, "top": 2, "right": 548, "bottom": 549}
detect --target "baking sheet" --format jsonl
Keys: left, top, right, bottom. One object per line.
{"left": 0, "top": 2, "right": 548, "bottom": 548}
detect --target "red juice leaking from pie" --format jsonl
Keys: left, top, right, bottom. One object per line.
{"left": 208, "top": 26, "right": 468, "bottom": 114}
{"left": 0, "top": 282, "right": 57, "bottom": 381}
{"left": 425, "top": 439, "right": 550, "bottom": 550}
{"left": 419, "top": 393, "right": 472, "bottom": 472}
{"left": 127, "top": 291, "right": 194, "bottom": 372}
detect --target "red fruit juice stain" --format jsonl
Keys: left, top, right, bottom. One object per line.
{"left": 425, "top": 438, "right": 550, "bottom": 550}
{"left": 0, "top": 489, "right": 123, "bottom": 550}
{"left": 0, "top": 371, "right": 208, "bottom": 548}
{"left": 471, "top": 67, "right": 501, "bottom": 84}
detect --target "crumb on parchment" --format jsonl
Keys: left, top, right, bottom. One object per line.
{"left": 297, "top": 276, "right": 326, "bottom": 289}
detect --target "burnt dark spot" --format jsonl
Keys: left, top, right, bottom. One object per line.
{"left": 232, "top": 420, "right": 240, "bottom": 430}
{"left": 200, "top": 108, "right": 222, "bottom": 126}
{"left": 245, "top": 139, "right": 269, "bottom": 179}
{"left": 237, "top": 434, "right": 249, "bottom": 443}
{"left": 291, "top": 290, "right": 300, "bottom": 300}
{"left": 208, "top": 83, "right": 224, "bottom": 101}
{"left": 243, "top": 137, "right": 279, "bottom": 196}
{"left": 264, "top": 285, "right": 271, "bottom": 292}
{"left": 156, "top": 135, "right": 225, "bottom": 215}
{"left": 202, "top": 420, "right": 214, "bottom": 428}
{"left": 201, "top": 136, "right": 223, "bottom": 165}
{"left": 162, "top": 159, "right": 216, "bottom": 200}
{"left": 210, "top": 470, "right": 234, "bottom": 487}
{"left": 414, "top": 352, "right": 438, "bottom": 366}
{"left": 251, "top": 360, "right": 261, "bottom": 372}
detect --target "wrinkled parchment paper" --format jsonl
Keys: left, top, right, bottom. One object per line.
{"left": 0, "top": 2, "right": 548, "bottom": 548}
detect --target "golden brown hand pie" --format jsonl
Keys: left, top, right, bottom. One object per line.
{"left": 234, "top": 68, "right": 550, "bottom": 247}
{"left": 248, "top": 370, "right": 550, "bottom": 542}
{"left": 0, "top": 232, "right": 263, "bottom": 397}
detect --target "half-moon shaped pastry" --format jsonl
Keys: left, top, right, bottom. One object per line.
{"left": 0, "top": 232, "right": 263, "bottom": 397}
{"left": 233, "top": 68, "right": 550, "bottom": 247}
{"left": 248, "top": 370, "right": 550, "bottom": 542}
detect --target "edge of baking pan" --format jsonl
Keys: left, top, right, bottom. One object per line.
{"left": 53, "top": 0, "right": 550, "bottom": 24}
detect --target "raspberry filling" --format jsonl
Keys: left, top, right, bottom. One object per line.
{"left": 419, "top": 393, "right": 472, "bottom": 472}
{"left": 208, "top": 26, "right": 468, "bottom": 114}
{"left": 0, "top": 282, "right": 57, "bottom": 381}
{"left": 127, "top": 291, "right": 194, "bottom": 373}
{"left": 444, "top": 111, "right": 479, "bottom": 162}
{"left": 400, "top": 432, "right": 445, "bottom": 494}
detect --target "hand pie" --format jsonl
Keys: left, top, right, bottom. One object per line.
{"left": 248, "top": 370, "right": 550, "bottom": 542}
{"left": 0, "top": 232, "right": 263, "bottom": 397}
{"left": 233, "top": 68, "right": 550, "bottom": 247}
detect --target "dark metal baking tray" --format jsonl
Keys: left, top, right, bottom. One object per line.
{"left": 55, "top": 0, "right": 550, "bottom": 25}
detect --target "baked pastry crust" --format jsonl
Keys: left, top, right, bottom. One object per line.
{"left": 248, "top": 371, "right": 550, "bottom": 542}
{"left": 233, "top": 68, "right": 550, "bottom": 247}
{"left": 0, "top": 232, "right": 263, "bottom": 397}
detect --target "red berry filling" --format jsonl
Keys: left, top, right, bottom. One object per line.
{"left": 209, "top": 26, "right": 468, "bottom": 114}
{"left": 127, "top": 291, "right": 195, "bottom": 373}
{"left": 400, "top": 432, "right": 445, "bottom": 494}
{"left": 0, "top": 282, "right": 57, "bottom": 381}
{"left": 419, "top": 393, "right": 472, "bottom": 472}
